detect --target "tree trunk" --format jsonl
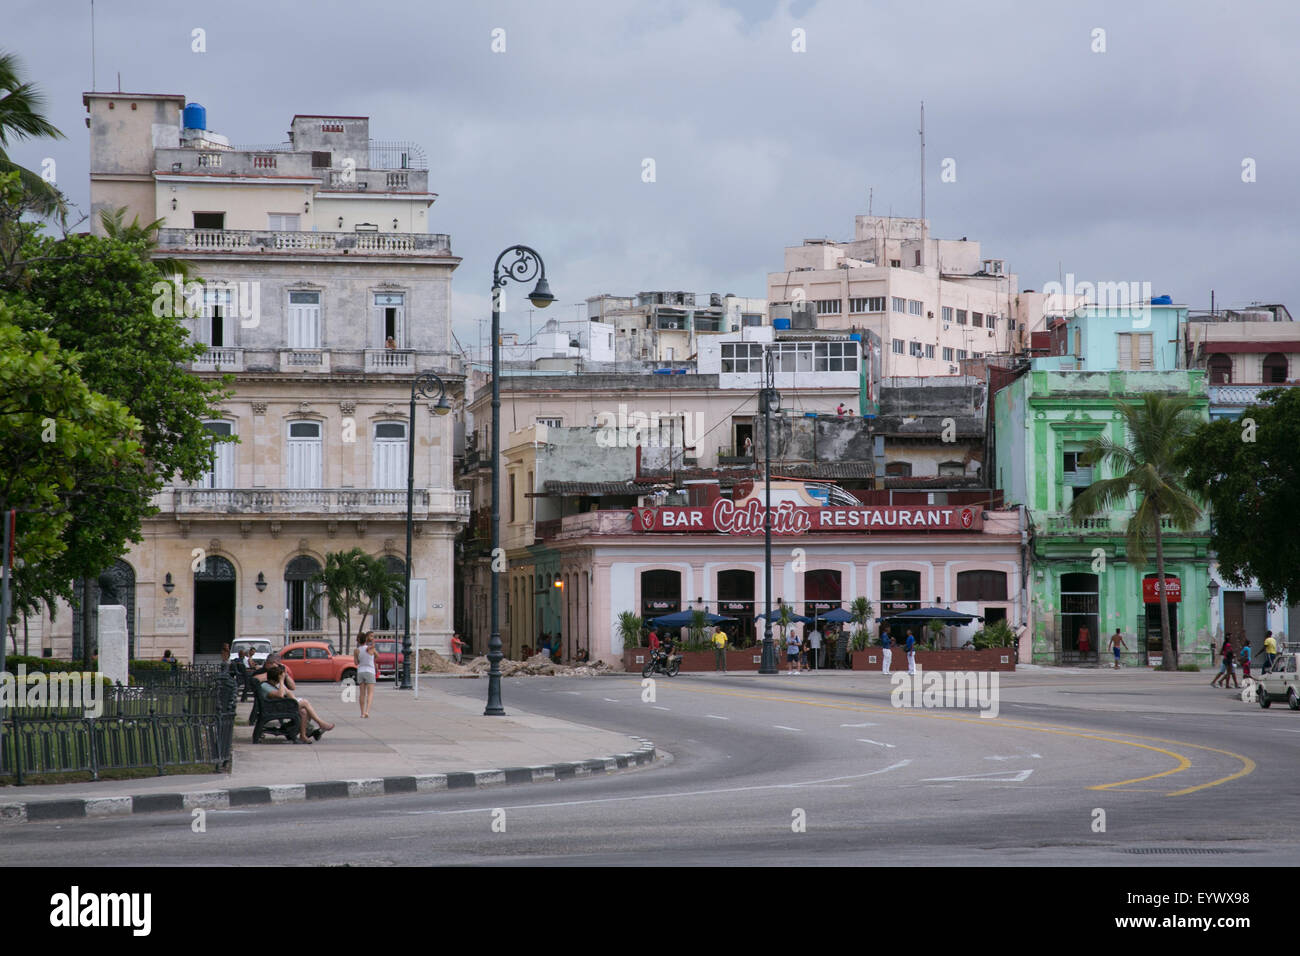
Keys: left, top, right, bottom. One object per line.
{"left": 1154, "top": 525, "right": 1177, "bottom": 671}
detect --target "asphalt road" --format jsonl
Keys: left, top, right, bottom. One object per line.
{"left": 2, "top": 668, "right": 1294, "bottom": 866}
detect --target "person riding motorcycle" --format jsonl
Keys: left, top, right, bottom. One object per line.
{"left": 655, "top": 632, "right": 676, "bottom": 668}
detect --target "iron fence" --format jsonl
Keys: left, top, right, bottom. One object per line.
{"left": 0, "top": 676, "right": 236, "bottom": 784}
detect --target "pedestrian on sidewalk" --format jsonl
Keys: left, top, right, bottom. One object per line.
{"left": 1108, "top": 629, "right": 1127, "bottom": 669}
{"left": 809, "top": 623, "right": 823, "bottom": 670}
{"left": 713, "top": 626, "right": 727, "bottom": 672}
{"left": 786, "top": 628, "right": 801, "bottom": 673}
{"left": 354, "top": 631, "right": 377, "bottom": 718}
{"left": 1262, "top": 631, "right": 1277, "bottom": 673}
{"left": 450, "top": 631, "right": 464, "bottom": 665}
{"left": 881, "top": 628, "right": 893, "bottom": 674}
{"left": 1240, "top": 638, "right": 1252, "bottom": 681}
{"left": 1211, "top": 634, "right": 1238, "bottom": 688}
{"left": 905, "top": 629, "right": 917, "bottom": 675}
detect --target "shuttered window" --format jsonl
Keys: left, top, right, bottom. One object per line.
{"left": 200, "top": 421, "right": 235, "bottom": 488}
{"left": 286, "top": 421, "right": 323, "bottom": 488}
{"left": 1117, "top": 333, "right": 1153, "bottom": 370}
{"left": 372, "top": 422, "right": 407, "bottom": 489}
{"left": 287, "top": 291, "right": 321, "bottom": 348}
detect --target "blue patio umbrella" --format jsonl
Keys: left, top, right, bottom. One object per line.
{"left": 874, "top": 606, "right": 983, "bottom": 625}
{"left": 813, "top": 607, "right": 854, "bottom": 623}
{"left": 650, "top": 610, "right": 737, "bottom": 628}
{"left": 756, "top": 609, "right": 814, "bottom": 623}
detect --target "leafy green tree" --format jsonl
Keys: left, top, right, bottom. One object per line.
{"left": 617, "top": 611, "right": 643, "bottom": 650}
{"left": 1069, "top": 394, "right": 1204, "bottom": 670}
{"left": 849, "top": 596, "right": 872, "bottom": 649}
{"left": 0, "top": 51, "right": 65, "bottom": 218}
{"left": 354, "top": 553, "right": 405, "bottom": 647}
{"left": 1179, "top": 387, "right": 1300, "bottom": 604}
{"left": 0, "top": 181, "right": 232, "bottom": 621}
{"left": 0, "top": 300, "right": 149, "bottom": 626}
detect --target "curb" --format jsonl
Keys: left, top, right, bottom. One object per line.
{"left": 0, "top": 737, "right": 658, "bottom": 826}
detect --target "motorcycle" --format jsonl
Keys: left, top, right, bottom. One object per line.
{"left": 642, "top": 645, "right": 681, "bottom": 677}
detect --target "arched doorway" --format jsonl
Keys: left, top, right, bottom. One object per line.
{"left": 641, "top": 569, "right": 681, "bottom": 623}
{"left": 1207, "top": 353, "right": 1232, "bottom": 384}
{"left": 370, "top": 555, "right": 406, "bottom": 639}
{"left": 72, "top": 559, "right": 137, "bottom": 659}
{"left": 285, "top": 555, "right": 322, "bottom": 637}
{"left": 718, "top": 569, "right": 755, "bottom": 646}
{"left": 194, "top": 555, "right": 236, "bottom": 657}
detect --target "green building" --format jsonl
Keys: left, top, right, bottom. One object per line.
{"left": 992, "top": 369, "right": 1212, "bottom": 666}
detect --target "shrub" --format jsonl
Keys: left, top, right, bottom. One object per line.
{"left": 972, "top": 619, "right": 1015, "bottom": 651}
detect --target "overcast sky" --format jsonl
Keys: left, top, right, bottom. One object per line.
{"left": 8, "top": 0, "right": 1299, "bottom": 352}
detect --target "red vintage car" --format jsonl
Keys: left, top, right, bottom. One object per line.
{"left": 372, "top": 638, "right": 406, "bottom": 680}
{"left": 277, "top": 641, "right": 359, "bottom": 683}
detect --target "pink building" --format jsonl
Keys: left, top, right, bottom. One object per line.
{"left": 545, "top": 497, "right": 1028, "bottom": 666}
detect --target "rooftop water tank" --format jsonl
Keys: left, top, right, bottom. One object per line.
{"left": 1150, "top": 294, "right": 1173, "bottom": 305}
{"left": 183, "top": 103, "right": 207, "bottom": 131}
{"left": 773, "top": 318, "right": 792, "bottom": 330}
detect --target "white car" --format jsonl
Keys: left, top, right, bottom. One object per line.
{"left": 230, "top": 639, "right": 273, "bottom": 667}
{"left": 1257, "top": 652, "right": 1300, "bottom": 710}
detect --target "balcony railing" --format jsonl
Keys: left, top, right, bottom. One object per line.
{"left": 278, "top": 349, "right": 330, "bottom": 372}
{"left": 1209, "top": 383, "right": 1297, "bottom": 407}
{"left": 192, "top": 347, "right": 243, "bottom": 371}
{"left": 1042, "top": 512, "right": 1201, "bottom": 535}
{"left": 166, "top": 488, "right": 470, "bottom": 518}
{"left": 365, "top": 349, "right": 414, "bottom": 372}
{"left": 156, "top": 228, "right": 451, "bottom": 257}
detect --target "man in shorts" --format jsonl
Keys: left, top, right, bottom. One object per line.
{"left": 1108, "top": 629, "right": 1127, "bottom": 669}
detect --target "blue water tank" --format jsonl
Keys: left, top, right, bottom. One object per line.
{"left": 773, "top": 318, "right": 791, "bottom": 330}
{"left": 1150, "top": 294, "right": 1173, "bottom": 305}
{"left": 183, "top": 103, "right": 207, "bottom": 131}
{"left": 849, "top": 332, "right": 862, "bottom": 341}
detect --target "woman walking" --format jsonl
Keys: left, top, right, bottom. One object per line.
{"left": 355, "top": 631, "right": 378, "bottom": 717}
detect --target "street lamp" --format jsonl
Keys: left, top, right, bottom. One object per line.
{"left": 487, "top": 245, "right": 553, "bottom": 716}
{"left": 404, "top": 370, "right": 451, "bottom": 690}
{"left": 759, "top": 347, "right": 781, "bottom": 675}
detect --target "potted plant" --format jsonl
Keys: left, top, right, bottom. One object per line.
{"left": 617, "top": 611, "right": 643, "bottom": 651}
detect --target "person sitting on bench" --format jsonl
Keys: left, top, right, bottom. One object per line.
{"left": 261, "top": 663, "right": 334, "bottom": 744}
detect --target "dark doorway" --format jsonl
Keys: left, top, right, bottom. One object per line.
{"left": 880, "top": 569, "right": 921, "bottom": 624}
{"left": 718, "top": 569, "right": 755, "bottom": 646}
{"left": 641, "top": 569, "right": 681, "bottom": 623}
{"left": 1060, "top": 572, "right": 1099, "bottom": 663}
{"left": 983, "top": 607, "right": 1007, "bottom": 627}
{"left": 194, "top": 556, "right": 236, "bottom": 656}
{"left": 804, "top": 568, "right": 842, "bottom": 620}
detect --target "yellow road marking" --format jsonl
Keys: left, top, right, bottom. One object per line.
{"left": 648, "top": 680, "right": 1255, "bottom": 797}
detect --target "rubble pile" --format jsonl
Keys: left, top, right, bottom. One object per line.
{"left": 462, "top": 653, "right": 614, "bottom": 678}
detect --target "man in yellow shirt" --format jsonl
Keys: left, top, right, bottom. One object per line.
{"left": 713, "top": 627, "right": 728, "bottom": 672}
{"left": 1263, "top": 631, "right": 1278, "bottom": 673}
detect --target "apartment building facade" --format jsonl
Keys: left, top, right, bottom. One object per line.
{"left": 28, "top": 93, "right": 467, "bottom": 662}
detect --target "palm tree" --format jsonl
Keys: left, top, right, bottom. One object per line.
{"left": 312, "top": 550, "right": 361, "bottom": 653}
{"left": 0, "top": 51, "right": 65, "bottom": 218}
{"left": 1069, "top": 393, "right": 1203, "bottom": 671}
{"left": 850, "top": 596, "right": 871, "bottom": 650}
{"left": 100, "top": 206, "right": 195, "bottom": 282}
{"left": 354, "top": 553, "right": 405, "bottom": 649}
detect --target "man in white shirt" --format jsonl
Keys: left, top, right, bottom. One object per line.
{"left": 808, "top": 626, "right": 823, "bottom": 670}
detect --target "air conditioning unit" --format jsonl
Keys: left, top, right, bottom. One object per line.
{"left": 943, "top": 324, "right": 950, "bottom": 331}
{"left": 988, "top": 330, "right": 994, "bottom": 337}
{"left": 927, "top": 311, "right": 934, "bottom": 318}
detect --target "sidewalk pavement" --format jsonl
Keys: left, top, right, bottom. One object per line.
{"left": 0, "top": 679, "right": 656, "bottom": 825}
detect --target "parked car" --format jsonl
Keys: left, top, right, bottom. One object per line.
{"left": 1257, "top": 651, "right": 1300, "bottom": 709}
{"left": 278, "top": 640, "right": 358, "bottom": 683}
{"left": 230, "top": 639, "right": 273, "bottom": 666}
{"left": 372, "top": 638, "right": 405, "bottom": 680}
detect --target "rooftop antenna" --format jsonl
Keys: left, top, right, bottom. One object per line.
{"left": 919, "top": 101, "right": 927, "bottom": 266}
{"left": 868, "top": 186, "right": 873, "bottom": 218}
{"left": 90, "top": 0, "right": 96, "bottom": 90}
{"left": 116, "top": 71, "right": 121, "bottom": 92}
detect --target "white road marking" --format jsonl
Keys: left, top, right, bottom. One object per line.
{"left": 653, "top": 706, "right": 670, "bottom": 711}
{"left": 704, "top": 714, "right": 730, "bottom": 720}
{"left": 772, "top": 725, "right": 802, "bottom": 732}
{"left": 389, "top": 761, "right": 914, "bottom": 816}
{"left": 841, "top": 722, "right": 878, "bottom": 728}
{"left": 923, "top": 769, "right": 1034, "bottom": 783}
{"left": 984, "top": 753, "right": 1042, "bottom": 761}
{"left": 857, "top": 738, "right": 896, "bottom": 748}
{"left": 560, "top": 691, "right": 581, "bottom": 695}
{"left": 603, "top": 698, "right": 619, "bottom": 702}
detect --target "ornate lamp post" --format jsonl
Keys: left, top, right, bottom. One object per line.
{"left": 403, "top": 371, "right": 451, "bottom": 689}
{"left": 759, "top": 347, "right": 781, "bottom": 675}
{"left": 486, "top": 246, "right": 554, "bottom": 715}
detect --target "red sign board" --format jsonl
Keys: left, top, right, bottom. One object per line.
{"left": 1142, "top": 577, "right": 1181, "bottom": 603}
{"left": 633, "top": 502, "right": 982, "bottom": 535}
